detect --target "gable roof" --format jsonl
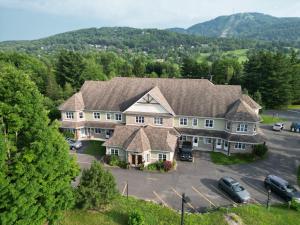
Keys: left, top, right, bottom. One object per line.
{"left": 58, "top": 92, "right": 84, "bottom": 111}
{"left": 225, "top": 99, "right": 261, "bottom": 122}
{"left": 77, "top": 77, "right": 243, "bottom": 117}
{"left": 103, "top": 125, "right": 179, "bottom": 152}
{"left": 241, "top": 94, "right": 262, "bottom": 110}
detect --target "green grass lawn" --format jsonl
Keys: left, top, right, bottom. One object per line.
{"left": 83, "top": 141, "right": 105, "bottom": 159}
{"left": 210, "top": 152, "right": 257, "bottom": 165}
{"left": 260, "top": 114, "right": 287, "bottom": 125}
{"left": 288, "top": 105, "right": 300, "bottom": 110}
{"left": 59, "top": 196, "right": 300, "bottom": 225}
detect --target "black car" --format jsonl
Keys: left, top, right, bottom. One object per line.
{"left": 218, "top": 177, "right": 250, "bottom": 203}
{"left": 179, "top": 141, "right": 193, "bottom": 162}
{"left": 264, "top": 175, "right": 300, "bottom": 202}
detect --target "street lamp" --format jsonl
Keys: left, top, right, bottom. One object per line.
{"left": 181, "top": 193, "right": 191, "bottom": 225}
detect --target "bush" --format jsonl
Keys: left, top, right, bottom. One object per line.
{"left": 119, "top": 160, "right": 129, "bottom": 169}
{"left": 163, "top": 160, "right": 172, "bottom": 171}
{"left": 290, "top": 199, "right": 300, "bottom": 211}
{"left": 75, "top": 161, "right": 118, "bottom": 210}
{"left": 128, "top": 211, "right": 145, "bottom": 225}
{"left": 253, "top": 144, "right": 268, "bottom": 157}
{"left": 147, "top": 163, "right": 157, "bottom": 171}
{"left": 109, "top": 155, "right": 120, "bottom": 166}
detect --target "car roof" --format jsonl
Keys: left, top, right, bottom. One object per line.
{"left": 222, "top": 177, "right": 239, "bottom": 185}
{"left": 267, "top": 175, "right": 288, "bottom": 185}
{"left": 274, "top": 123, "right": 283, "bottom": 125}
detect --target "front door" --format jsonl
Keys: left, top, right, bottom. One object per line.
{"left": 132, "top": 154, "right": 136, "bottom": 165}
{"left": 193, "top": 137, "right": 198, "bottom": 147}
{"left": 138, "top": 155, "right": 143, "bottom": 164}
{"left": 216, "top": 139, "right": 222, "bottom": 150}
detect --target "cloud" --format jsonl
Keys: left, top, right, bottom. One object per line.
{"left": 1, "top": 0, "right": 300, "bottom": 28}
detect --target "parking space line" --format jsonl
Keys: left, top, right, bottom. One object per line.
{"left": 153, "top": 191, "right": 169, "bottom": 207}
{"left": 192, "top": 186, "right": 217, "bottom": 208}
{"left": 209, "top": 185, "right": 237, "bottom": 206}
{"left": 171, "top": 187, "right": 196, "bottom": 211}
{"left": 122, "top": 182, "right": 127, "bottom": 195}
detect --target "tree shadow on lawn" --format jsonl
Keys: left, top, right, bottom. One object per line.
{"left": 105, "top": 209, "right": 128, "bottom": 225}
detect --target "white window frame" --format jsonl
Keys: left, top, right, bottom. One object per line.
{"left": 106, "top": 113, "right": 112, "bottom": 120}
{"left": 179, "top": 135, "right": 187, "bottom": 141}
{"left": 205, "top": 119, "right": 214, "bottom": 128}
{"left": 95, "top": 128, "right": 101, "bottom": 134}
{"left": 111, "top": 148, "right": 119, "bottom": 155}
{"left": 226, "top": 121, "right": 231, "bottom": 130}
{"left": 158, "top": 153, "right": 167, "bottom": 161}
{"left": 204, "top": 137, "right": 212, "bottom": 144}
{"left": 179, "top": 117, "right": 188, "bottom": 126}
{"left": 192, "top": 118, "right": 198, "bottom": 126}
{"left": 234, "top": 142, "right": 246, "bottom": 150}
{"left": 154, "top": 117, "right": 163, "bottom": 125}
{"left": 237, "top": 123, "right": 248, "bottom": 132}
{"left": 136, "top": 116, "right": 144, "bottom": 124}
{"left": 66, "top": 112, "right": 74, "bottom": 119}
{"left": 93, "top": 112, "right": 100, "bottom": 119}
{"left": 79, "top": 112, "right": 84, "bottom": 119}
{"left": 115, "top": 113, "right": 122, "bottom": 121}
{"left": 146, "top": 153, "right": 150, "bottom": 162}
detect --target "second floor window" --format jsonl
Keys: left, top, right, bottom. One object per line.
{"left": 192, "top": 118, "right": 198, "bottom": 126}
{"left": 179, "top": 117, "right": 188, "bottom": 126}
{"left": 66, "top": 112, "right": 74, "bottom": 119}
{"left": 93, "top": 112, "right": 100, "bottom": 119}
{"left": 205, "top": 119, "right": 214, "bottom": 128}
{"left": 237, "top": 123, "right": 248, "bottom": 132}
{"left": 79, "top": 112, "right": 84, "bottom": 119}
{"left": 106, "top": 113, "right": 112, "bottom": 120}
{"left": 226, "top": 121, "right": 231, "bottom": 130}
{"left": 115, "top": 113, "right": 122, "bottom": 121}
{"left": 154, "top": 117, "right": 163, "bottom": 125}
{"left": 136, "top": 116, "right": 144, "bottom": 124}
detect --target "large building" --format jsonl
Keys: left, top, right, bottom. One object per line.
{"left": 59, "top": 77, "right": 264, "bottom": 166}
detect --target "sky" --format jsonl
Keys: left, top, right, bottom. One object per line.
{"left": 1, "top": 0, "right": 300, "bottom": 41}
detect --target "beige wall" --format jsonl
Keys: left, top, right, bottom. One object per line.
{"left": 61, "top": 110, "right": 85, "bottom": 121}
{"left": 229, "top": 122, "right": 257, "bottom": 135}
{"left": 174, "top": 117, "right": 226, "bottom": 131}
{"left": 125, "top": 114, "right": 173, "bottom": 127}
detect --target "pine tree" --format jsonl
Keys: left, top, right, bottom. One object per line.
{"left": 0, "top": 65, "right": 79, "bottom": 225}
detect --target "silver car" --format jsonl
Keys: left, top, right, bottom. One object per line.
{"left": 218, "top": 177, "right": 250, "bottom": 203}
{"left": 272, "top": 123, "right": 284, "bottom": 131}
{"left": 66, "top": 138, "right": 82, "bottom": 150}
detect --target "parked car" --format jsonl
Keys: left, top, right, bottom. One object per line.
{"left": 66, "top": 138, "right": 82, "bottom": 150}
{"left": 272, "top": 123, "right": 284, "bottom": 131}
{"left": 179, "top": 141, "right": 193, "bottom": 162}
{"left": 290, "top": 122, "right": 300, "bottom": 133}
{"left": 218, "top": 177, "right": 250, "bottom": 203}
{"left": 264, "top": 175, "right": 300, "bottom": 202}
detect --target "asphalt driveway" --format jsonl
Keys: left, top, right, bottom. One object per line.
{"left": 74, "top": 125, "right": 300, "bottom": 212}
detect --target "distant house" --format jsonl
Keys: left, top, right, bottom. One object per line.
{"left": 59, "top": 77, "right": 263, "bottom": 166}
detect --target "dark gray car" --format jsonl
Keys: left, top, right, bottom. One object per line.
{"left": 264, "top": 175, "right": 300, "bottom": 202}
{"left": 218, "top": 177, "right": 251, "bottom": 203}
{"left": 179, "top": 141, "right": 193, "bottom": 162}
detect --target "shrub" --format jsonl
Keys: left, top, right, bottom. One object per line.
{"left": 109, "top": 155, "right": 120, "bottom": 166}
{"left": 253, "top": 143, "right": 268, "bottom": 157}
{"left": 147, "top": 163, "right": 157, "bottom": 171}
{"left": 103, "top": 155, "right": 111, "bottom": 164}
{"left": 290, "top": 199, "right": 300, "bottom": 211}
{"left": 155, "top": 161, "right": 164, "bottom": 170}
{"left": 75, "top": 161, "right": 118, "bottom": 210}
{"left": 163, "top": 160, "right": 172, "bottom": 171}
{"left": 119, "top": 160, "right": 128, "bottom": 169}
{"left": 128, "top": 211, "right": 145, "bottom": 225}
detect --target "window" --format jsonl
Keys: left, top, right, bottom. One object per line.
{"left": 146, "top": 154, "right": 150, "bottom": 162}
{"left": 93, "top": 112, "right": 100, "bottom": 119}
{"left": 115, "top": 113, "right": 122, "bottom": 121}
{"left": 237, "top": 123, "right": 248, "bottom": 132}
{"left": 158, "top": 153, "right": 167, "bottom": 161}
{"left": 154, "top": 117, "right": 163, "bottom": 125}
{"left": 95, "top": 128, "right": 101, "bottom": 134}
{"left": 253, "top": 124, "right": 257, "bottom": 132}
{"left": 234, "top": 142, "right": 246, "bottom": 150}
{"left": 205, "top": 119, "right": 214, "bottom": 128}
{"left": 136, "top": 116, "right": 144, "bottom": 124}
{"left": 226, "top": 121, "right": 231, "bottom": 130}
{"left": 111, "top": 148, "right": 119, "bottom": 155}
{"left": 79, "top": 112, "right": 84, "bottom": 119}
{"left": 106, "top": 113, "right": 112, "bottom": 120}
{"left": 179, "top": 117, "right": 188, "bottom": 126}
{"left": 179, "top": 135, "right": 187, "bottom": 141}
{"left": 204, "top": 137, "right": 212, "bottom": 144}
{"left": 192, "top": 118, "right": 198, "bottom": 126}
{"left": 193, "top": 137, "right": 198, "bottom": 144}
{"left": 66, "top": 112, "right": 74, "bottom": 119}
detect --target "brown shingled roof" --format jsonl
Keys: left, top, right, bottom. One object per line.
{"left": 241, "top": 94, "right": 262, "bottom": 109}
{"left": 225, "top": 99, "right": 261, "bottom": 122}
{"left": 79, "top": 77, "right": 242, "bottom": 117}
{"left": 103, "top": 125, "right": 179, "bottom": 152}
{"left": 59, "top": 92, "right": 84, "bottom": 111}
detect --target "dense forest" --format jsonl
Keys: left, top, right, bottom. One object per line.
{"left": 0, "top": 48, "right": 299, "bottom": 120}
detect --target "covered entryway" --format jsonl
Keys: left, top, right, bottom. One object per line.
{"left": 129, "top": 153, "right": 143, "bottom": 166}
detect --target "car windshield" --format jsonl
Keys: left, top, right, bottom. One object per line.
{"left": 274, "top": 124, "right": 281, "bottom": 126}
{"left": 232, "top": 184, "right": 244, "bottom": 192}
{"left": 286, "top": 185, "right": 297, "bottom": 193}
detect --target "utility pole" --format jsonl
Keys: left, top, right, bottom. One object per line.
{"left": 267, "top": 189, "right": 271, "bottom": 210}
{"left": 180, "top": 193, "right": 191, "bottom": 225}
{"left": 126, "top": 180, "right": 128, "bottom": 199}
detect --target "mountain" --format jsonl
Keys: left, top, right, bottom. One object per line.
{"left": 169, "top": 12, "right": 300, "bottom": 42}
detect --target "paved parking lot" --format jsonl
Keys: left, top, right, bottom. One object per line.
{"left": 74, "top": 125, "right": 300, "bottom": 212}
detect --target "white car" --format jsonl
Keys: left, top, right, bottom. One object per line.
{"left": 272, "top": 123, "right": 284, "bottom": 131}
{"left": 66, "top": 138, "right": 82, "bottom": 150}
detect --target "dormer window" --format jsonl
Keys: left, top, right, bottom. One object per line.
{"left": 93, "top": 112, "right": 100, "bottom": 119}
{"left": 66, "top": 112, "right": 74, "bottom": 119}
{"left": 154, "top": 117, "right": 163, "bottom": 125}
{"left": 136, "top": 116, "right": 144, "bottom": 124}
{"left": 192, "top": 118, "right": 198, "bottom": 126}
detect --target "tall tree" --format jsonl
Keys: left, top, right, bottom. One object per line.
{"left": 0, "top": 65, "right": 79, "bottom": 225}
